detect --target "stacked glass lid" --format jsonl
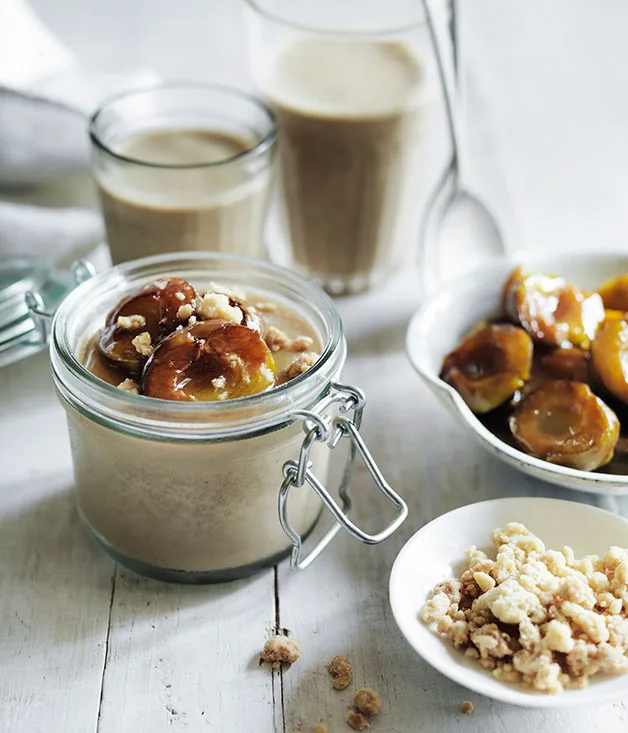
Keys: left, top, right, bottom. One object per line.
{"left": 0, "top": 256, "right": 75, "bottom": 369}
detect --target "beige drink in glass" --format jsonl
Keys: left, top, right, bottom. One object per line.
{"left": 245, "top": 1, "right": 437, "bottom": 295}
{"left": 90, "top": 84, "right": 277, "bottom": 265}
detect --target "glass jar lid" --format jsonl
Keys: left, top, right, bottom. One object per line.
{"left": 0, "top": 255, "right": 74, "bottom": 369}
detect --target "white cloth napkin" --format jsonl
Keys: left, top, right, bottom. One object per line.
{"left": 0, "top": 0, "right": 159, "bottom": 268}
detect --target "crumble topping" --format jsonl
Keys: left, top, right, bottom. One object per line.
{"left": 117, "top": 378, "right": 140, "bottom": 394}
{"left": 420, "top": 522, "right": 628, "bottom": 693}
{"left": 353, "top": 688, "right": 381, "bottom": 717}
{"left": 131, "top": 332, "right": 153, "bottom": 356}
{"left": 327, "top": 654, "right": 353, "bottom": 690}
{"left": 116, "top": 314, "right": 146, "bottom": 331}
{"left": 176, "top": 303, "right": 194, "bottom": 320}
{"left": 266, "top": 326, "right": 291, "bottom": 352}
{"left": 212, "top": 376, "right": 227, "bottom": 390}
{"left": 256, "top": 301, "right": 277, "bottom": 313}
{"left": 174, "top": 291, "right": 186, "bottom": 301}
{"left": 346, "top": 711, "right": 369, "bottom": 731}
{"left": 282, "top": 352, "right": 319, "bottom": 382}
{"left": 261, "top": 634, "right": 301, "bottom": 669}
{"left": 197, "top": 292, "right": 243, "bottom": 323}
{"left": 290, "top": 336, "right": 314, "bottom": 353}
{"left": 208, "top": 281, "right": 246, "bottom": 301}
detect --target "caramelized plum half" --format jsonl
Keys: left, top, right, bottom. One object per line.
{"left": 511, "top": 347, "right": 591, "bottom": 407}
{"left": 598, "top": 275, "right": 628, "bottom": 311}
{"left": 98, "top": 278, "right": 197, "bottom": 373}
{"left": 503, "top": 267, "right": 604, "bottom": 349}
{"left": 591, "top": 319, "right": 628, "bottom": 403}
{"left": 142, "top": 319, "right": 275, "bottom": 401}
{"left": 441, "top": 324, "right": 533, "bottom": 414}
{"left": 509, "top": 381, "right": 619, "bottom": 471}
{"left": 535, "top": 347, "right": 590, "bottom": 383}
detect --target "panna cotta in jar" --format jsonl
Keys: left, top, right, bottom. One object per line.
{"left": 49, "top": 253, "right": 406, "bottom": 582}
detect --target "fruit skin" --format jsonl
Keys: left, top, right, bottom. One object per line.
{"left": 591, "top": 319, "right": 628, "bottom": 404}
{"left": 509, "top": 380, "right": 619, "bottom": 472}
{"left": 98, "top": 278, "right": 197, "bottom": 374}
{"left": 598, "top": 275, "right": 628, "bottom": 312}
{"left": 503, "top": 267, "right": 605, "bottom": 350}
{"left": 440, "top": 324, "right": 533, "bottom": 414}
{"left": 142, "top": 319, "right": 275, "bottom": 402}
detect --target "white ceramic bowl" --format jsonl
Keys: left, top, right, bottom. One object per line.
{"left": 389, "top": 496, "right": 628, "bottom": 707}
{"left": 407, "top": 250, "right": 628, "bottom": 495}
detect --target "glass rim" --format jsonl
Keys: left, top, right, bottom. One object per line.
{"left": 89, "top": 81, "right": 278, "bottom": 170}
{"left": 243, "top": 0, "right": 426, "bottom": 37}
{"left": 51, "top": 252, "right": 345, "bottom": 440}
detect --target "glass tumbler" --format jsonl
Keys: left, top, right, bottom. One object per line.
{"left": 90, "top": 83, "right": 277, "bottom": 265}
{"left": 244, "top": 0, "right": 441, "bottom": 295}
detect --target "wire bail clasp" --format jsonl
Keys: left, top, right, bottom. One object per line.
{"left": 279, "top": 382, "right": 408, "bottom": 571}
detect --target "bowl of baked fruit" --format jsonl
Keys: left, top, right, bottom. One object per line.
{"left": 406, "top": 251, "right": 628, "bottom": 495}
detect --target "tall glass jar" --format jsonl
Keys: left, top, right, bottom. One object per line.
{"left": 46, "top": 253, "right": 406, "bottom": 582}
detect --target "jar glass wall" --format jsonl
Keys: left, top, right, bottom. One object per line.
{"left": 51, "top": 253, "right": 344, "bottom": 582}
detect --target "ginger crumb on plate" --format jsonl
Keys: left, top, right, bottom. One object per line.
{"left": 461, "top": 701, "right": 474, "bottom": 714}
{"left": 420, "top": 522, "right": 628, "bottom": 694}
{"left": 312, "top": 724, "right": 328, "bottom": 733}
{"left": 327, "top": 654, "right": 353, "bottom": 690}
{"left": 354, "top": 688, "right": 381, "bottom": 717}
{"left": 346, "top": 711, "right": 370, "bottom": 730}
{"left": 261, "top": 634, "right": 301, "bottom": 669}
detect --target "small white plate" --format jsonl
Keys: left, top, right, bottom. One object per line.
{"left": 389, "top": 496, "right": 628, "bottom": 707}
{"left": 406, "top": 250, "right": 628, "bottom": 495}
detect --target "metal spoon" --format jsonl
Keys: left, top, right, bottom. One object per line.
{"left": 419, "top": 0, "right": 504, "bottom": 296}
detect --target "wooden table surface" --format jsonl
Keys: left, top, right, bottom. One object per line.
{"left": 4, "top": 1, "right": 628, "bottom": 731}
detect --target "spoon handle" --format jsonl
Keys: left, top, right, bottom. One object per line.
{"left": 421, "top": 0, "right": 463, "bottom": 175}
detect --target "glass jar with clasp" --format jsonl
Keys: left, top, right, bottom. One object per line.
{"left": 24, "top": 252, "right": 407, "bottom": 582}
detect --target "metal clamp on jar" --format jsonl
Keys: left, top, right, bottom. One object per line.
{"left": 25, "top": 252, "right": 407, "bottom": 583}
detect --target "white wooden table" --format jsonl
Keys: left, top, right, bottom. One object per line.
{"left": 3, "top": 1, "right": 628, "bottom": 731}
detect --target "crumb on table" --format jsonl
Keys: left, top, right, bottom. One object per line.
{"left": 327, "top": 654, "right": 353, "bottom": 690}
{"left": 353, "top": 688, "right": 381, "bottom": 717}
{"left": 312, "top": 724, "right": 328, "bottom": 733}
{"left": 261, "top": 634, "right": 301, "bottom": 668}
{"left": 346, "top": 711, "right": 369, "bottom": 730}
{"left": 461, "top": 701, "right": 474, "bottom": 714}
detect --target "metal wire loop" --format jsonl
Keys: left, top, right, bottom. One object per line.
{"left": 278, "top": 383, "right": 407, "bottom": 571}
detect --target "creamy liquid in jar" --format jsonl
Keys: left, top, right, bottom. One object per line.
{"left": 264, "top": 39, "right": 426, "bottom": 292}
{"left": 96, "top": 129, "right": 272, "bottom": 265}
{"left": 74, "top": 285, "right": 326, "bottom": 574}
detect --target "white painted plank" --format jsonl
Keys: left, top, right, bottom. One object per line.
{"left": 97, "top": 568, "right": 277, "bottom": 733}
{"left": 0, "top": 351, "right": 114, "bottom": 733}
